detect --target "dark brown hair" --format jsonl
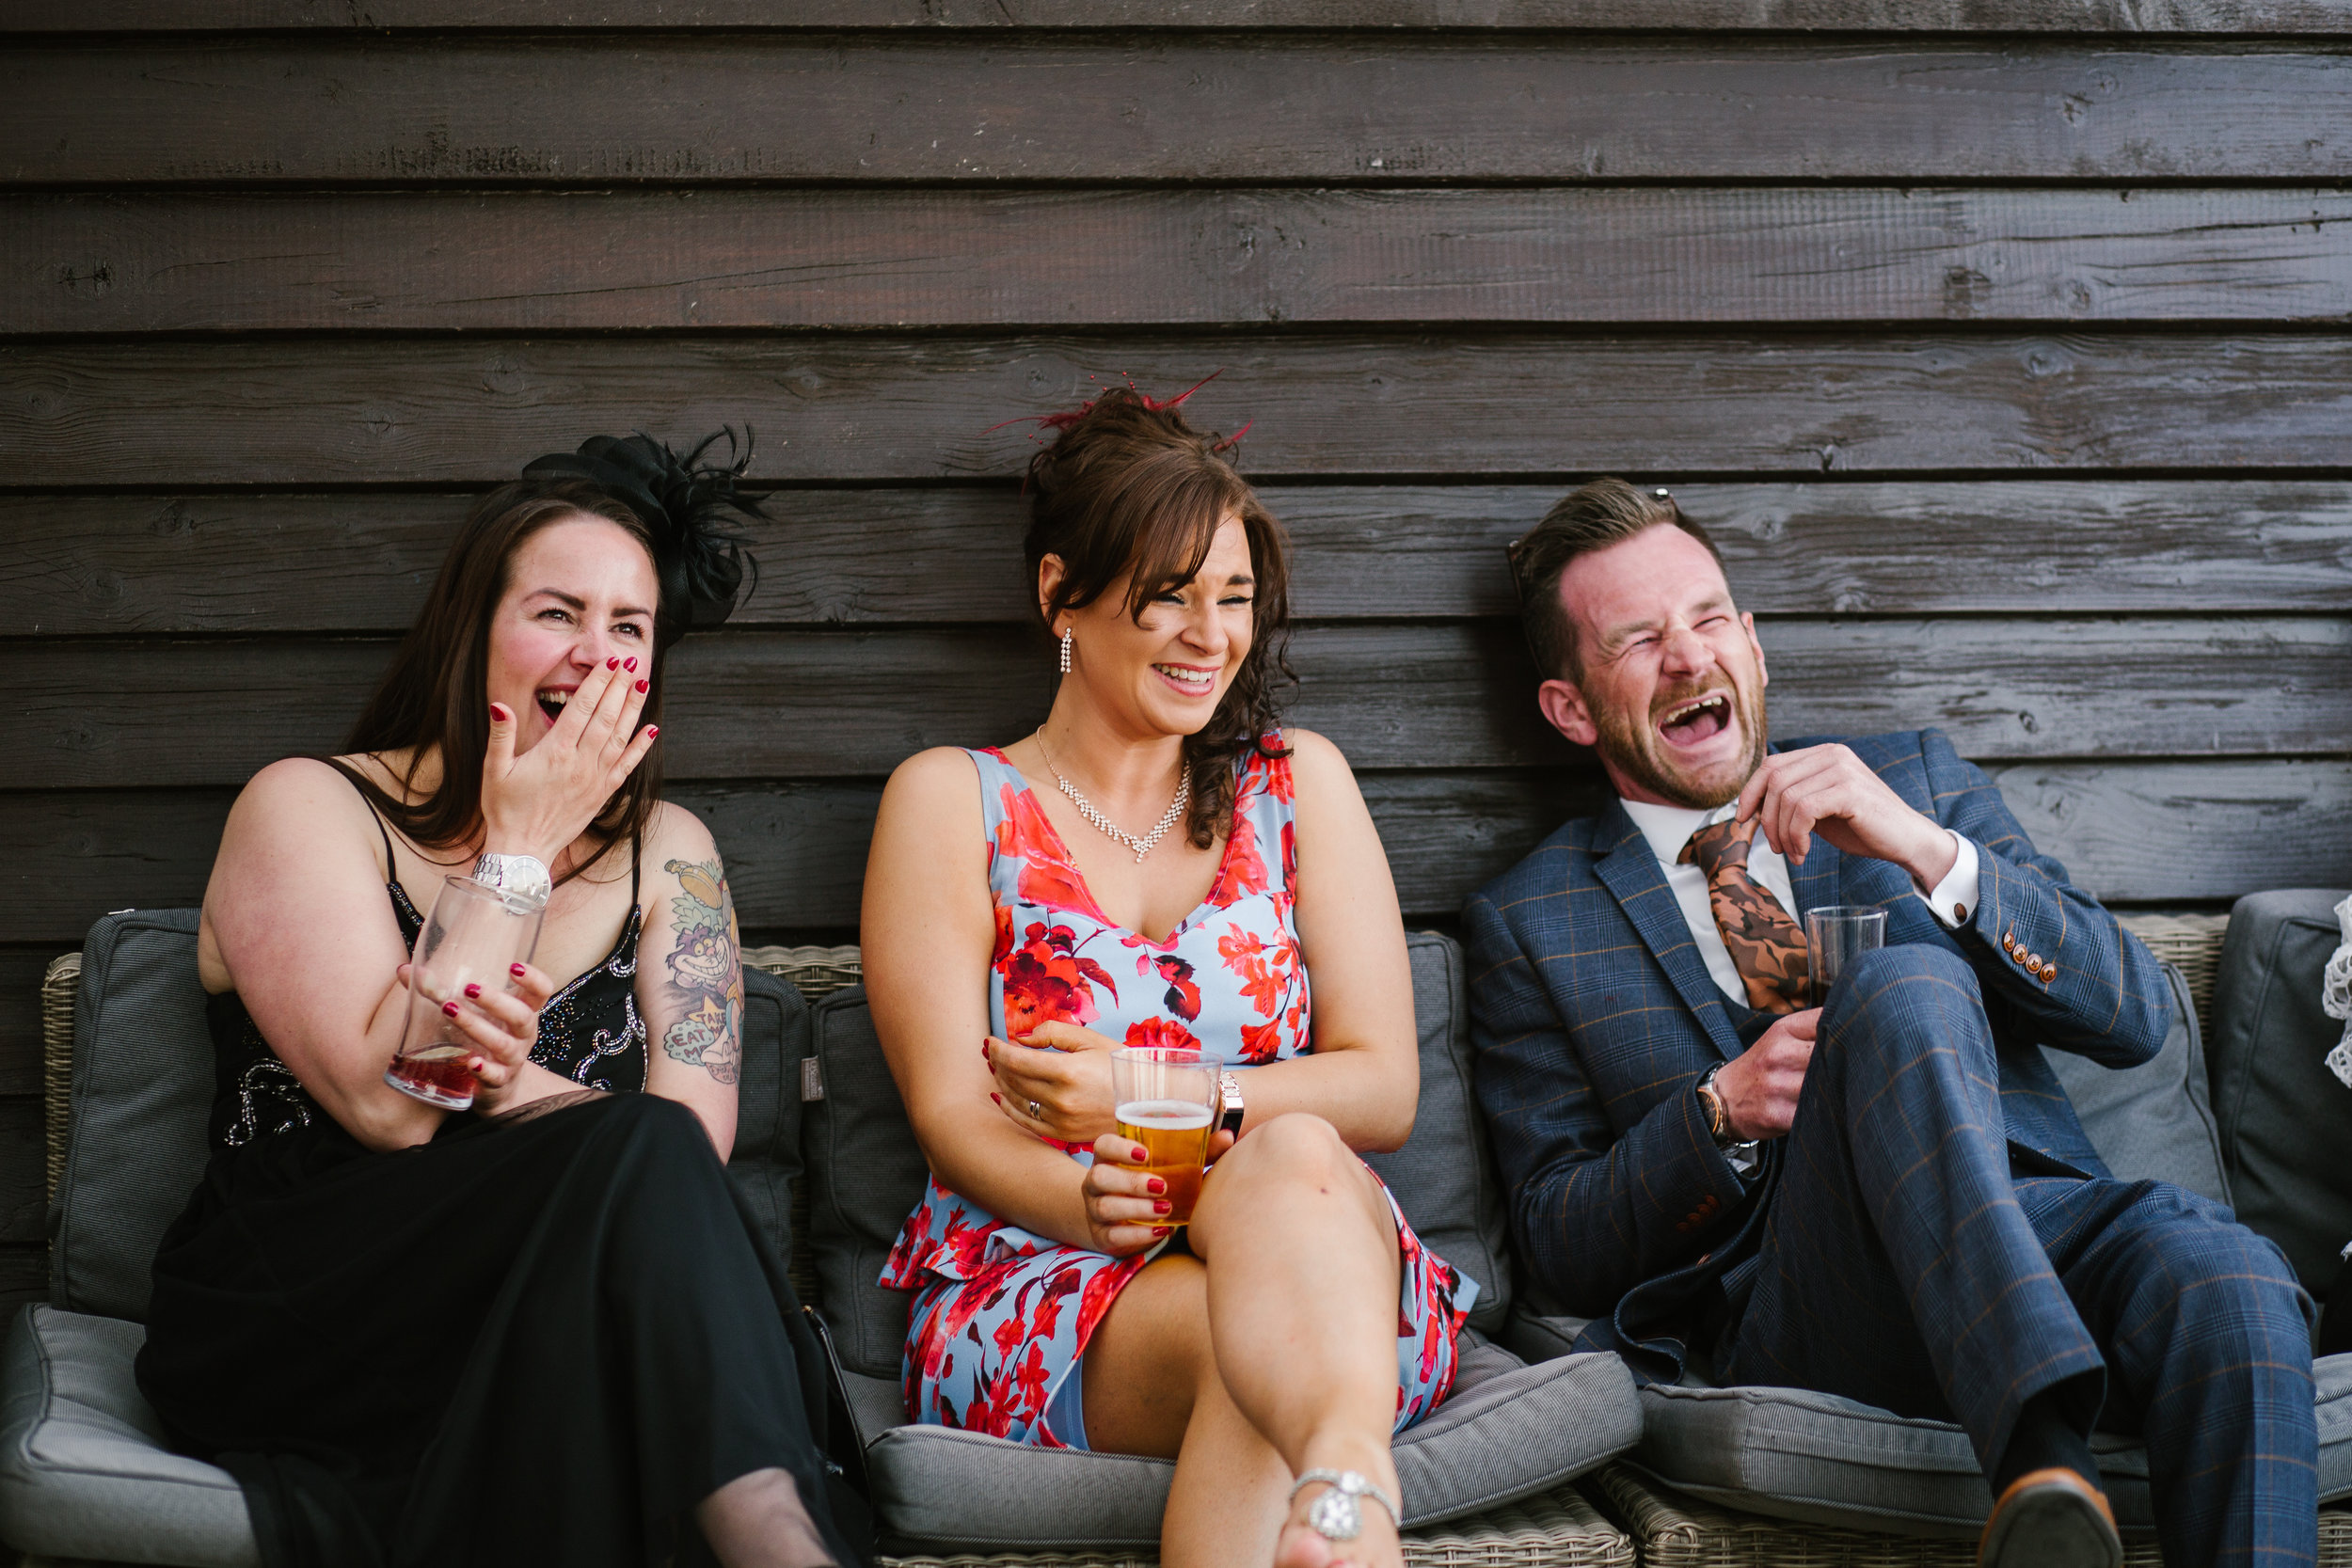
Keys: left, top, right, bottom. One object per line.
{"left": 341, "top": 481, "right": 664, "bottom": 885}
{"left": 1505, "top": 478, "right": 1727, "bottom": 680}
{"left": 1024, "top": 388, "right": 1292, "bottom": 849}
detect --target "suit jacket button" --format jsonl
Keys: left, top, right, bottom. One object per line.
{"left": 2002, "top": 932, "right": 2016, "bottom": 952}
{"left": 2025, "top": 953, "right": 2041, "bottom": 970}
{"left": 2042, "top": 964, "right": 2058, "bottom": 982}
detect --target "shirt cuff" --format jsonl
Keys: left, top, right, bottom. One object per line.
{"left": 1917, "top": 830, "right": 1979, "bottom": 928}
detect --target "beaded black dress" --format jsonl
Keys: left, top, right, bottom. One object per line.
{"left": 136, "top": 771, "right": 865, "bottom": 1568}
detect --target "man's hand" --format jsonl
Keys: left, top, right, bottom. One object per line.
{"left": 1711, "top": 1008, "right": 1819, "bottom": 1140}
{"left": 1736, "top": 744, "right": 1957, "bottom": 889}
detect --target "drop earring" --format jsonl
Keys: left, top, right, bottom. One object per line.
{"left": 1058, "top": 626, "right": 1073, "bottom": 675}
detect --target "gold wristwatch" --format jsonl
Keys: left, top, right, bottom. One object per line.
{"left": 1694, "top": 1064, "right": 1735, "bottom": 1146}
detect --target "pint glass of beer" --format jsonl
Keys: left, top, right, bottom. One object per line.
{"left": 1110, "top": 1045, "right": 1224, "bottom": 1227}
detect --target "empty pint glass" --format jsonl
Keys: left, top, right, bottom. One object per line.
{"left": 1805, "top": 904, "right": 1887, "bottom": 1008}
{"left": 1110, "top": 1045, "right": 1223, "bottom": 1226}
{"left": 386, "top": 874, "right": 548, "bottom": 1111}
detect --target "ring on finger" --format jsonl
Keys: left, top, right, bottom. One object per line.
{"left": 1027, "top": 1099, "right": 1043, "bottom": 1120}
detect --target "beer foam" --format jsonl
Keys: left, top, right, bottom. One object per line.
{"left": 1116, "top": 1099, "right": 1214, "bottom": 1131}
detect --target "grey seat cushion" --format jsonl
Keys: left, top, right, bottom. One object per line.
{"left": 1363, "top": 931, "right": 1514, "bottom": 1334}
{"left": 2043, "top": 959, "right": 2231, "bottom": 1207}
{"left": 49, "top": 910, "right": 806, "bottom": 1326}
{"left": 863, "top": 1338, "right": 1642, "bottom": 1550}
{"left": 2209, "top": 888, "right": 2352, "bottom": 1296}
{"left": 1631, "top": 1351, "right": 2352, "bottom": 1536}
{"left": 0, "top": 1306, "right": 258, "bottom": 1565}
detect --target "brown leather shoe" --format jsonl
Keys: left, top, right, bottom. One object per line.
{"left": 1978, "top": 1467, "right": 2122, "bottom": 1568}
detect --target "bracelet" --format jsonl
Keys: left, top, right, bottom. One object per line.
{"left": 473, "top": 851, "right": 552, "bottom": 908}
{"left": 1289, "top": 1469, "right": 1399, "bottom": 1542}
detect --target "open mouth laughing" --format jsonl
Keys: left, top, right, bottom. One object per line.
{"left": 1658, "top": 690, "right": 1734, "bottom": 748}
{"left": 1153, "top": 662, "right": 1217, "bottom": 697}
{"left": 535, "top": 687, "right": 575, "bottom": 724}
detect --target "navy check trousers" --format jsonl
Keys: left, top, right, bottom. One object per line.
{"left": 1717, "top": 945, "right": 2318, "bottom": 1567}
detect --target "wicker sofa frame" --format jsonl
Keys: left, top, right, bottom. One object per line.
{"left": 19, "top": 913, "right": 2349, "bottom": 1568}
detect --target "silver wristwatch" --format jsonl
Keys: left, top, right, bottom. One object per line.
{"left": 1217, "top": 1070, "right": 1245, "bottom": 1137}
{"left": 472, "top": 851, "right": 552, "bottom": 908}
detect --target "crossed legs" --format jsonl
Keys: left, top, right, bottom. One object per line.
{"left": 1083, "top": 1112, "right": 1408, "bottom": 1568}
{"left": 1718, "top": 945, "right": 2315, "bottom": 1566}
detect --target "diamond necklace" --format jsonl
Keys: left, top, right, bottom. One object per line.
{"left": 1034, "top": 731, "right": 1190, "bottom": 863}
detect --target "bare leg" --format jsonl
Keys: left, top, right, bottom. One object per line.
{"left": 1086, "top": 1114, "right": 1407, "bottom": 1568}
{"left": 695, "top": 1467, "right": 836, "bottom": 1568}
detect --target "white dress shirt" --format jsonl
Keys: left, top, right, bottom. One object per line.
{"left": 1619, "top": 799, "right": 1980, "bottom": 1008}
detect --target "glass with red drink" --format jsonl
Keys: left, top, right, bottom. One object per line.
{"left": 386, "top": 874, "right": 547, "bottom": 1110}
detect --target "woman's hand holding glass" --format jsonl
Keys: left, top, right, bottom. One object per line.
{"left": 985, "top": 1020, "right": 1121, "bottom": 1143}
{"left": 393, "top": 958, "right": 559, "bottom": 1116}
{"left": 1078, "top": 1129, "right": 1236, "bottom": 1256}
{"left": 481, "top": 657, "right": 659, "bottom": 863}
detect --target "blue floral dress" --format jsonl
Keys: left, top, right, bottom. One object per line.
{"left": 881, "top": 738, "right": 1474, "bottom": 1446}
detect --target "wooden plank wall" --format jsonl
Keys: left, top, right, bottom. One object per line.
{"left": 3, "top": 5, "right": 2350, "bottom": 1304}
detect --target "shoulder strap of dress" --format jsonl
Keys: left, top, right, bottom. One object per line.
{"left": 320, "top": 757, "right": 399, "bottom": 882}
{"left": 630, "top": 829, "right": 643, "bottom": 907}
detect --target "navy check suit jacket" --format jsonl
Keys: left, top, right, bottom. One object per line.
{"left": 1463, "top": 729, "right": 2174, "bottom": 1358}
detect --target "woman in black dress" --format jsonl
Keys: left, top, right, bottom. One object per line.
{"left": 135, "top": 436, "right": 864, "bottom": 1568}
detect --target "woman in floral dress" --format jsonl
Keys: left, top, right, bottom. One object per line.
{"left": 862, "top": 388, "right": 1472, "bottom": 1568}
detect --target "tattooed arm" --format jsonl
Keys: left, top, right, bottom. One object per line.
{"left": 638, "top": 808, "right": 742, "bottom": 1154}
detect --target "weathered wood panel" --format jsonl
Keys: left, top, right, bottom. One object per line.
{"left": 4, "top": 617, "right": 2341, "bottom": 790}
{"left": 0, "top": 951, "right": 58, "bottom": 1097}
{"left": 19, "top": 187, "right": 2352, "bottom": 333}
{"left": 10, "top": 482, "right": 2350, "bottom": 633}
{"left": 7, "top": 759, "right": 2338, "bottom": 949}
{"left": 13, "top": 334, "right": 2352, "bottom": 487}
{"left": 11, "top": 40, "right": 2352, "bottom": 185}
{"left": 0, "top": 1099, "right": 48, "bottom": 1246}
{"left": 16, "top": 2, "right": 2352, "bottom": 29}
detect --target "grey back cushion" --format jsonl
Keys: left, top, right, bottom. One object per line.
{"left": 54, "top": 908, "right": 802, "bottom": 1325}
{"left": 2042, "top": 960, "right": 2230, "bottom": 1208}
{"left": 802, "top": 987, "right": 930, "bottom": 1381}
{"left": 2209, "top": 888, "right": 2352, "bottom": 1296}
{"left": 54, "top": 911, "right": 216, "bottom": 1323}
{"left": 1363, "top": 931, "right": 1513, "bottom": 1334}
{"left": 729, "top": 967, "right": 808, "bottom": 1273}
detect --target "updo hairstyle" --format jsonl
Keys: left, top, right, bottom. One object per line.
{"left": 1024, "top": 387, "right": 1293, "bottom": 850}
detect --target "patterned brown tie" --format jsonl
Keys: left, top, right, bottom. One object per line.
{"left": 1678, "top": 815, "right": 1811, "bottom": 1015}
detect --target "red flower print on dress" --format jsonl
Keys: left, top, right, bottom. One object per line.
{"left": 997, "top": 784, "right": 1099, "bottom": 917}
{"left": 1280, "top": 819, "right": 1297, "bottom": 884}
{"left": 1264, "top": 748, "right": 1295, "bottom": 805}
{"left": 1240, "top": 1019, "right": 1283, "bottom": 1063}
{"left": 1153, "top": 956, "right": 1202, "bottom": 1022}
{"left": 1001, "top": 921, "right": 1117, "bottom": 1037}
{"left": 993, "top": 902, "right": 1016, "bottom": 965}
{"left": 1206, "top": 811, "right": 1267, "bottom": 907}
{"left": 1123, "top": 1016, "right": 1204, "bottom": 1053}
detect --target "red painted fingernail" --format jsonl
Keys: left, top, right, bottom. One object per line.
{"left": 489, "top": 702, "right": 511, "bottom": 722}
{"left": 1146, "top": 1176, "right": 1166, "bottom": 1195}
{"left": 1129, "top": 1147, "right": 1147, "bottom": 1163}
{"left": 606, "top": 657, "right": 619, "bottom": 670}
{"left": 442, "top": 1001, "right": 460, "bottom": 1018}
{"left": 1153, "top": 1199, "right": 1171, "bottom": 1214}
{"left": 644, "top": 725, "right": 659, "bottom": 738}
{"left": 510, "top": 963, "right": 526, "bottom": 977}
{"left": 624, "top": 657, "right": 638, "bottom": 673}
{"left": 990, "top": 1092, "right": 1002, "bottom": 1104}
{"left": 463, "top": 983, "right": 481, "bottom": 999}
{"left": 634, "top": 678, "right": 648, "bottom": 693}
{"left": 1152, "top": 1226, "right": 1173, "bottom": 1236}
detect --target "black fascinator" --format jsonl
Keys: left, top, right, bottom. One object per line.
{"left": 521, "top": 428, "right": 763, "bottom": 648}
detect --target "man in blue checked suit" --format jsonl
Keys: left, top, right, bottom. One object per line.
{"left": 1463, "top": 480, "right": 2316, "bottom": 1568}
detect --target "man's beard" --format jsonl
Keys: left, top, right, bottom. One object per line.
{"left": 1589, "top": 678, "right": 1769, "bottom": 810}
